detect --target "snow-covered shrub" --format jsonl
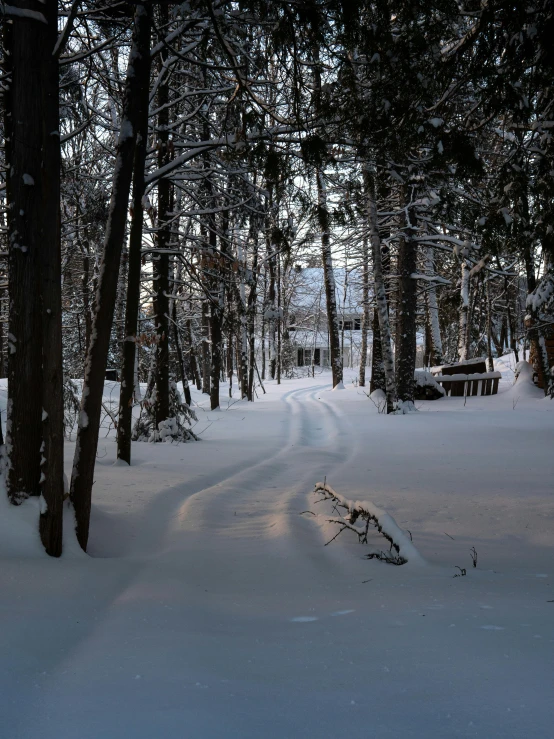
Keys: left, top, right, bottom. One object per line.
{"left": 414, "top": 371, "right": 445, "bottom": 400}
{"left": 133, "top": 379, "right": 198, "bottom": 443}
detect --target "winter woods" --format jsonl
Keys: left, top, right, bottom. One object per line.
{"left": 1, "top": 0, "right": 553, "bottom": 554}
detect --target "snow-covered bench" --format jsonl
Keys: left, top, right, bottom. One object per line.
{"left": 433, "top": 371, "right": 501, "bottom": 397}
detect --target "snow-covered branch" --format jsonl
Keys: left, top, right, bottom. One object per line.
{"left": 313, "top": 482, "right": 424, "bottom": 566}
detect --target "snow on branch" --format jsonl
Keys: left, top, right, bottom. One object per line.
{"left": 2, "top": 5, "right": 47, "bottom": 23}
{"left": 526, "top": 268, "right": 554, "bottom": 314}
{"left": 410, "top": 273, "right": 451, "bottom": 285}
{"left": 313, "top": 482, "right": 424, "bottom": 566}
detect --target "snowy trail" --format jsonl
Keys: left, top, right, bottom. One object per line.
{"left": 1, "top": 371, "right": 554, "bottom": 739}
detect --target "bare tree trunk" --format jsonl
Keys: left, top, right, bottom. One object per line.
{"left": 276, "top": 249, "right": 282, "bottom": 385}
{"left": 486, "top": 279, "right": 494, "bottom": 372}
{"left": 359, "top": 237, "right": 369, "bottom": 387}
{"left": 247, "top": 217, "right": 260, "bottom": 401}
{"left": 317, "top": 168, "right": 342, "bottom": 388}
{"left": 5, "top": 0, "right": 47, "bottom": 502}
{"left": 458, "top": 259, "right": 471, "bottom": 361}
{"left": 153, "top": 8, "right": 170, "bottom": 428}
{"left": 201, "top": 295, "right": 211, "bottom": 394}
{"left": 70, "top": 5, "right": 152, "bottom": 551}
{"left": 117, "top": 8, "right": 151, "bottom": 463}
{"left": 425, "top": 247, "right": 444, "bottom": 366}
{"left": 173, "top": 301, "right": 192, "bottom": 406}
{"left": 209, "top": 211, "right": 225, "bottom": 411}
{"left": 38, "top": 0, "right": 64, "bottom": 556}
{"left": 185, "top": 317, "right": 201, "bottom": 390}
{"left": 239, "top": 259, "right": 249, "bottom": 399}
{"left": 364, "top": 168, "right": 396, "bottom": 412}
{"left": 82, "top": 244, "right": 92, "bottom": 358}
{"left": 395, "top": 191, "right": 418, "bottom": 407}
{"left": 370, "top": 309, "right": 386, "bottom": 393}
{"left": 5, "top": 0, "right": 64, "bottom": 555}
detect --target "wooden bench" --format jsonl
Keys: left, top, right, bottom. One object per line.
{"left": 433, "top": 371, "right": 501, "bottom": 397}
{"left": 431, "top": 357, "right": 487, "bottom": 377}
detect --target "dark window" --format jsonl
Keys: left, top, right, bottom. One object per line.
{"left": 354, "top": 318, "right": 361, "bottom": 331}
{"left": 297, "top": 348, "right": 304, "bottom": 367}
{"left": 342, "top": 320, "right": 352, "bottom": 331}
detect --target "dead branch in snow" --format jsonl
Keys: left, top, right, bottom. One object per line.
{"left": 313, "top": 481, "right": 425, "bottom": 566}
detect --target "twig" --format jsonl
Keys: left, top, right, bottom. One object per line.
{"left": 324, "top": 525, "right": 347, "bottom": 546}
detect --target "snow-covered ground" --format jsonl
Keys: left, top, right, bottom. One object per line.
{"left": 1, "top": 358, "right": 553, "bottom": 738}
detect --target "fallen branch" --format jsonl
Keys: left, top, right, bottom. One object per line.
{"left": 313, "top": 481, "right": 425, "bottom": 566}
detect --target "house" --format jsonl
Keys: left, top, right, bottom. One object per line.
{"left": 286, "top": 267, "right": 367, "bottom": 368}
{"left": 286, "top": 266, "right": 426, "bottom": 371}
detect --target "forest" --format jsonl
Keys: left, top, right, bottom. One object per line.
{"left": 1, "top": 2, "right": 553, "bottom": 738}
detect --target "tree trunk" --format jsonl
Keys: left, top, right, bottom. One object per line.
{"left": 359, "top": 237, "right": 369, "bottom": 387}
{"left": 364, "top": 168, "right": 396, "bottom": 412}
{"left": 458, "top": 259, "right": 471, "bottom": 361}
{"left": 486, "top": 279, "right": 494, "bottom": 372}
{"left": 117, "top": 12, "right": 151, "bottom": 463}
{"left": 201, "top": 281, "right": 211, "bottom": 395}
{"left": 370, "top": 308, "right": 386, "bottom": 393}
{"left": 5, "top": 0, "right": 64, "bottom": 556}
{"left": 395, "top": 191, "right": 418, "bottom": 407}
{"left": 38, "top": 0, "right": 64, "bottom": 556}
{"left": 424, "top": 247, "right": 444, "bottom": 366}
{"left": 5, "top": 0, "right": 48, "bottom": 503}
{"left": 173, "top": 301, "right": 192, "bottom": 406}
{"left": 82, "top": 244, "right": 92, "bottom": 359}
{"left": 186, "top": 317, "right": 201, "bottom": 390}
{"left": 209, "top": 206, "right": 226, "bottom": 411}
{"left": 153, "top": 7, "right": 170, "bottom": 429}
{"left": 247, "top": 218, "right": 260, "bottom": 401}
{"left": 317, "top": 168, "right": 342, "bottom": 388}
{"left": 70, "top": 4, "right": 152, "bottom": 551}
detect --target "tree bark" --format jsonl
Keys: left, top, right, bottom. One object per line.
{"left": 395, "top": 191, "right": 418, "bottom": 407}
{"left": 5, "top": 0, "right": 48, "bottom": 503}
{"left": 153, "top": 6, "right": 170, "bottom": 429}
{"left": 370, "top": 308, "right": 386, "bottom": 393}
{"left": 359, "top": 237, "right": 370, "bottom": 387}
{"left": 364, "top": 168, "right": 396, "bottom": 412}
{"left": 317, "top": 168, "right": 343, "bottom": 388}
{"left": 458, "top": 259, "right": 471, "bottom": 361}
{"left": 70, "top": 4, "right": 152, "bottom": 551}
{"left": 486, "top": 279, "right": 494, "bottom": 372}
{"left": 247, "top": 217, "right": 260, "bottom": 401}
{"left": 5, "top": 0, "right": 64, "bottom": 555}
{"left": 424, "top": 247, "right": 444, "bottom": 366}
{"left": 38, "top": 0, "right": 64, "bottom": 556}
{"left": 117, "top": 7, "right": 151, "bottom": 463}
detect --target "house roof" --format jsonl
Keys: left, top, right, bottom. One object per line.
{"left": 288, "top": 267, "right": 366, "bottom": 313}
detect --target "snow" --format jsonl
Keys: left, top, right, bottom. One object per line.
{"left": 3, "top": 5, "right": 46, "bottom": 23}
{"left": 0, "top": 361, "right": 553, "bottom": 738}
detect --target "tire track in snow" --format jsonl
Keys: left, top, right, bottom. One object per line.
{"left": 172, "top": 384, "right": 332, "bottom": 539}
